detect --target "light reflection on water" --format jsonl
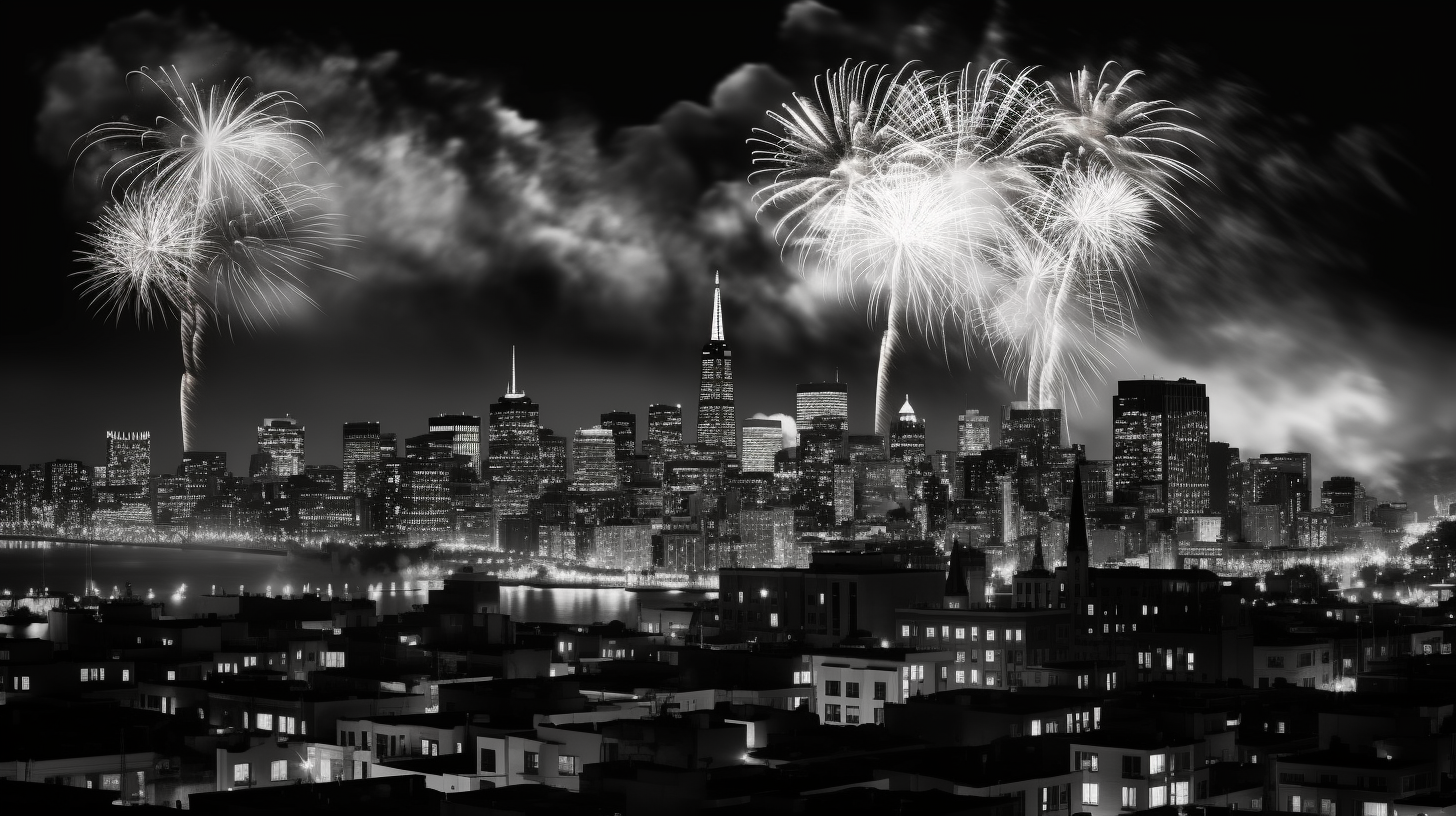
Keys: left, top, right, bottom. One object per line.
{"left": 0, "top": 542, "right": 714, "bottom": 628}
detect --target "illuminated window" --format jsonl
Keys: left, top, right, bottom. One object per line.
{"left": 1149, "top": 786, "right": 1167, "bottom": 808}
{"left": 901, "top": 625, "right": 911, "bottom": 637}
{"left": 243, "top": 712, "right": 250, "bottom": 729}
{"left": 233, "top": 763, "right": 250, "bottom": 784}
{"left": 1015, "top": 629, "right": 1023, "bottom": 641}
{"left": 1150, "top": 754, "right": 1166, "bottom": 774}
{"left": 845, "top": 705, "right": 861, "bottom": 724}
{"left": 1172, "top": 781, "right": 1190, "bottom": 805}
{"left": 1187, "top": 652, "right": 1196, "bottom": 671}
{"left": 955, "top": 651, "right": 966, "bottom": 663}
{"left": 955, "top": 627, "right": 966, "bottom": 640}
{"left": 770, "top": 613, "right": 779, "bottom": 627}
{"left": 257, "top": 713, "right": 274, "bottom": 731}
{"left": 955, "top": 670, "right": 966, "bottom": 683}
{"left": 970, "top": 626, "right": 979, "bottom": 641}
{"left": 1362, "top": 804, "right": 1387, "bottom": 816}
{"left": 1122, "top": 787, "right": 1138, "bottom": 808}
{"left": 1082, "top": 783, "right": 1099, "bottom": 805}
{"left": 987, "top": 629, "right": 997, "bottom": 642}
{"left": 558, "top": 755, "right": 577, "bottom": 775}
{"left": 270, "top": 760, "right": 287, "bottom": 781}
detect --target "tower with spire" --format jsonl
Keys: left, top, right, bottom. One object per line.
{"left": 488, "top": 345, "right": 541, "bottom": 520}
{"left": 696, "top": 272, "right": 737, "bottom": 461}
{"left": 888, "top": 394, "right": 927, "bottom": 470}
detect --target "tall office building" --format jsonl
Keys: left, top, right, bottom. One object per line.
{"left": 342, "top": 422, "right": 381, "bottom": 493}
{"left": 957, "top": 410, "right": 992, "bottom": 458}
{"left": 888, "top": 396, "right": 927, "bottom": 469}
{"left": 379, "top": 433, "right": 398, "bottom": 459}
{"left": 105, "top": 431, "right": 151, "bottom": 487}
{"left": 1112, "top": 378, "right": 1210, "bottom": 515}
{"left": 1001, "top": 404, "right": 1062, "bottom": 468}
{"left": 539, "top": 429, "right": 568, "bottom": 488}
{"left": 179, "top": 451, "right": 227, "bottom": 496}
{"left": 402, "top": 433, "right": 453, "bottom": 530}
{"left": 740, "top": 418, "right": 783, "bottom": 475}
{"left": 488, "top": 348, "right": 541, "bottom": 517}
{"left": 429, "top": 414, "right": 483, "bottom": 478}
{"left": 1259, "top": 452, "right": 1313, "bottom": 515}
{"left": 600, "top": 411, "right": 637, "bottom": 480}
{"left": 572, "top": 427, "right": 619, "bottom": 492}
{"left": 796, "top": 382, "right": 848, "bottom": 434}
{"left": 1320, "top": 476, "right": 1364, "bottom": 525}
{"left": 256, "top": 416, "right": 305, "bottom": 478}
{"left": 646, "top": 404, "right": 684, "bottom": 461}
{"left": 696, "top": 273, "right": 737, "bottom": 460}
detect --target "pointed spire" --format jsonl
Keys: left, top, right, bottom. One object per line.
{"left": 506, "top": 346, "right": 524, "bottom": 398}
{"left": 710, "top": 271, "right": 724, "bottom": 342}
{"left": 1068, "top": 464, "right": 1089, "bottom": 553}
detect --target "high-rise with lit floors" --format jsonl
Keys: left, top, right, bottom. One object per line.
{"left": 342, "top": 422, "right": 381, "bottom": 493}
{"left": 696, "top": 273, "right": 737, "bottom": 461}
{"left": 571, "top": 427, "right": 619, "bottom": 492}
{"left": 600, "top": 411, "right": 637, "bottom": 481}
{"left": 1112, "top": 378, "right": 1210, "bottom": 515}
{"left": 888, "top": 396, "right": 927, "bottom": 469}
{"left": 488, "top": 348, "right": 541, "bottom": 518}
{"left": 796, "top": 382, "right": 848, "bottom": 435}
{"left": 429, "top": 414, "right": 483, "bottom": 478}
{"left": 105, "top": 431, "right": 151, "bottom": 487}
{"left": 256, "top": 416, "right": 305, "bottom": 478}
{"left": 740, "top": 418, "right": 783, "bottom": 474}
{"left": 646, "top": 404, "right": 684, "bottom": 461}
{"left": 957, "top": 410, "right": 992, "bottom": 458}
{"left": 1001, "top": 404, "right": 1062, "bottom": 468}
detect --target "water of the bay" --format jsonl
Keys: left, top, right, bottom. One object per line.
{"left": 0, "top": 541, "right": 713, "bottom": 638}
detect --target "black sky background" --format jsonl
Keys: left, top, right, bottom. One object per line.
{"left": 7, "top": 2, "right": 1453, "bottom": 505}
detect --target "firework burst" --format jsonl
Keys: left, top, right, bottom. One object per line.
{"left": 76, "top": 67, "right": 347, "bottom": 451}
{"left": 753, "top": 60, "right": 1201, "bottom": 414}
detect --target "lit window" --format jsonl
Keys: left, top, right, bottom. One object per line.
{"left": 1187, "top": 652, "right": 1196, "bottom": 671}
{"left": 770, "top": 613, "right": 779, "bottom": 627}
{"left": 941, "top": 626, "right": 950, "bottom": 639}
{"left": 955, "top": 651, "right": 966, "bottom": 663}
{"left": 1150, "top": 754, "right": 1166, "bottom": 775}
{"left": 558, "top": 755, "right": 577, "bottom": 775}
{"left": 759, "top": 588, "right": 768, "bottom": 598}
{"left": 1149, "top": 786, "right": 1167, "bottom": 808}
{"left": 955, "top": 627, "right": 966, "bottom": 640}
{"left": 1082, "top": 783, "right": 1099, "bottom": 806}
{"left": 1172, "top": 781, "right": 1190, "bottom": 805}
{"left": 1363, "top": 804, "right": 1388, "bottom": 816}
{"left": 1122, "top": 787, "right": 1138, "bottom": 808}
{"left": 987, "top": 629, "right": 996, "bottom": 642}
{"left": 270, "top": 760, "right": 287, "bottom": 781}
{"left": 257, "top": 713, "right": 274, "bottom": 731}
{"left": 1165, "top": 651, "right": 1174, "bottom": 671}
{"left": 1030, "top": 719, "right": 1041, "bottom": 736}
{"left": 233, "top": 763, "right": 250, "bottom": 784}
{"left": 167, "top": 671, "right": 176, "bottom": 681}
{"left": 901, "top": 625, "right": 911, "bottom": 637}
{"left": 243, "top": 712, "right": 250, "bottom": 729}
{"left": 122, "top": 669, "right": 130, "bottom": 682}
{"left": 985, "top": 650, "right": 996, "bottom": 663}
{"left": 955, "top": 670, "right": 966, "bottom": 683}
{"left": 1087, "top": 604, "right": 1095, "bottom": 616}
{"left": 1015, "top": 629, "right": 1024, "bottom": 641}
{"left": 970, "top": 626, "right": 979, "bottom": 641}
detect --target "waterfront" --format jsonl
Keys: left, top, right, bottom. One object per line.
{"left": 0, "top": 541, "right": 714, "bottom": 636}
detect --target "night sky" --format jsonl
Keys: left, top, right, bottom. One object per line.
{"left": 8, "top": 2, "right": 1453, "bottom": 505}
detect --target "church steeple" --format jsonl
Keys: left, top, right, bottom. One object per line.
{"left": 710, "top": 272, "right": 724, "bottom": 342}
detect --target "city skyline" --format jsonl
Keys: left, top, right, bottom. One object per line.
{"left": 8, "top": 3, "right": 1453, "bottom": 503}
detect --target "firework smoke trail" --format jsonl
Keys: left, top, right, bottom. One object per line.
{"left": 754, "top": 61, "right": 1200, "bottom": 414}
{"left": 77, "top": 68, "right": 347, "bottom": 450}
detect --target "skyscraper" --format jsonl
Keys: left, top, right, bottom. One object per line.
{"left": 429, "top": 414, "right": 483, "bottom": 478}
{"left": 1001, "top": 404, "right": 1062, "bottom": 468}
{"left": 342, "top": 422, "right": 381, "bottom": 493}
{"left": 571, "top": 427, "right": 619, "bottom": 492}
{"left": 538, "top": 429, "right": 567, "bottom": 488}
{"left": 179, "top": 451, "right": 226, "bottom": 496}
{"left": 646, "top": 404, "right": 684, "bottom": 462}
{"left": 1320, "top": 476, "right": 1364, "bottom": 526}
{"left": 957, "top": 409, "right": 992, "bottom": 458}
{"left": 740, "top": 418, "right": 783, "bottom": 474}
{"left": 600, "top": 411, "right": 637, "bottom": 480}
{"left": 105, "top": 431, "right": 151, "bottom": 487}
{"left": 696, "top": 273, "right": 737, "bottom": 460}
{"left": 1259, "top": 452, "right": 1313, "bottom": 515}
{"left": 402, "top": 432, "right": 453, "bottom": 529}
{"left": 796, "top": 382, "right": 848, "bottom": 435}
{"left": 256, "top": 416, "right": 305, "bottom": 478}
{"left": 1112, "top": 378, "right": 1210, "bottom": 515}
{"left": 888, "top": 396, "right": 927, "bottom": 469}
{"left": 488, "top": 348, "right": 541, "bottom": 517}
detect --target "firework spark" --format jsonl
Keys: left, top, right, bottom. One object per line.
{"left": 753, "top": 61, "right": 1200, "bottom": 414}
{"left": 76, "top": 67, "right": 347, "bottom": 450}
